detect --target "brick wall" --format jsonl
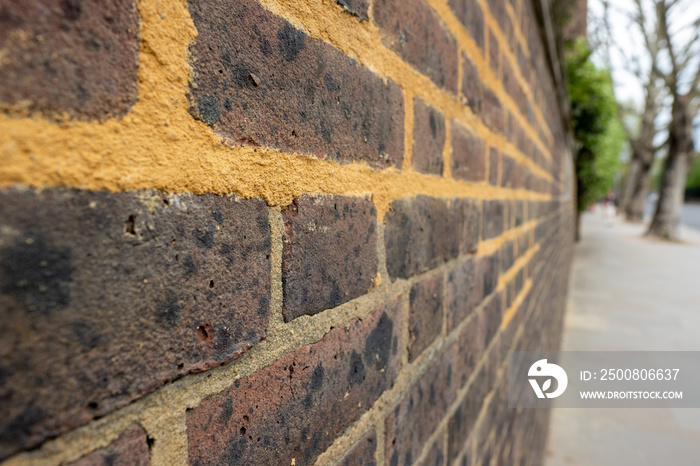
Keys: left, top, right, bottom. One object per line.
{"left": 0, "top": 0, "right": 574, "bottom": 464}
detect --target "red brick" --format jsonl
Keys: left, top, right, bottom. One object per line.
{"left": 446, "top": 259, "right": 477, "bottom": 331}
{"left": 412, "top": 98, "right": 446, "bottom": 175}
{"left": 461, "top": 53, "right": 482, "bottom": 116}
{"left": 384, "top": 196, "right": 460, "bottom": 280}
{"left": 186, "top": 299, "right": 402, "bottom": 466}
{"left": 0, "top": 0, "right": 139, "bottom": 120}
{"left": 187, "top": 0, "right": 404, "bottom": 169}
{"left": 70, "top": 425, "right": 149, "bottom": 466}
{"left": 0, "top": 188, "right": 270, "bottom": 458}
{"left": 447, "top": 365, "right": 488, "bottom": 462}
{"left": 385, "top": 347, "right": 457, "bottom": 466}
{"left": 449, "top": 0, "right": 485, "bottom": 51}
{"left": 408, "top": 275, "right": 444, "bottom": 361}
{"left": 373, "top": 0, "right": 459, "bottom": 93}
{"left": 282, "top": 195, "right": 377, "bottom": 321}
{"left": 336, "top": 429, "right": 377, "bottom": 466}
{"left": 451, "top": 121, "right": 486, "bottom": 182}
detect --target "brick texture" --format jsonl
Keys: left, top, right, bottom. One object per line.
{"left": 186, "top": 300, "right": 402, "bottom": 466}
{"left": 0, "top": 188, "right": 270, "bottom": 457}
{"left": 188, "top": 0, "right": 404, "bottom": 169}
{"left": 336, "top": 429, "right": 377, "bottom": 466}
{"left": 408, "top": 275, "right": 444, "bottom": 361}
{"left": 70, "top": 425, "right": 149, "bottom": 466}
{"left": 451, "top": 121, "right": 486, "bottom": 182}
{"left": 449, "top": 0, "right": 485, "bottom": 51}
{"left": 282, "top": 195, "right": 377, "bottom": 321}
{"left": 412, "top": 98, "right": 446, "bottom": 175}
{"left": 0, "top": 0, "right": 140, "bottom": 120}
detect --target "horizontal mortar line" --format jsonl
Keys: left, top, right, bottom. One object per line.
{"left": 497, "top": 244, "right": 539, "bottom": 290}
{"left": 257, "top": 0, "right": 556, "bottom": 165}
{"left": 424, "top": 0, "right": 555, "bottom": 152}
{"left": 500, "top": 278, "right": 534, "bottom": 330}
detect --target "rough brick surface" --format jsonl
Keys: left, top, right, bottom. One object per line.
{"left": 373, "top": 0, "right": 459, "bottom": 93}
{"left": 412, "top": 98, "right": 446, "bottom": 175}
{"left": 186, "top": 300, "right": 402, "bottom": 466}
{"left": 71, "top": 425, "right": 149, "bottom": 466}
{"left": 282, "top": 195, "right": 377, "bottom": 321}
{"left": 0, "top": 188, "right": 270, "bottom": 458}
{"left": 0, "top": 0, "right": 140, "bottom": 120}
{"left": 451, "top": 121, "right": 486, "bottom": 182}
{"left": 335, "top": 0, "right": 370, "bottom": 20}
{"left": 482, "top": 200, "right": 505, "bottom": 240}
{"left": 449, "top": 0, "right": 485, "bottom": 51}
{"left": 481, "top": 87, "right": 504, "bottom": 134}
{"left": 188, "top": 0, "right": 404, "bottom": 169}
{"left": 447, "top": 366, "right": 489, "bottom": 462}
{"left": 336, "top": 429, "right": 377, "bottom": 466}
{"left": 385, "top": 348, "right": 456, "bottom": 466}
{"left": 488, "top": 148, "right": 500, "bottom": 186}
{"left": 408, "top": 275, "right": 444, "bottom": 361}
{"left": 455, "top": 198, "right": 481, "bottom": 254}
{"left": 461, "top": 53, "right": 482, "bottom": 116}
{"left": 384, "top": 196, "right": 460, "bottom": 280}
{"left": 488, "top": 28, "right": 499, "bottom": 75}
{"left": 447, "top": 259, "right": 477, "bottom": 331}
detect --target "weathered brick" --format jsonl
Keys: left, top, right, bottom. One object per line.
{"left": 417, "top": 433, "right": 446, "bottom": 466}
{"left": 454, "top": 312, "right": 485, "bottom": 389}
{"left": 384, "top": 196, "right": 460, "bottom": 280}
{"left": 455, "top": 198, "right": 480, "bottom": 254}
{"left": 481, "top": 87, "right": 504, "bottom": 134}
{"left": 500, "top": 154, "right": 516, "bottom": 189}
{"left": 412, "top": 98, "right": 446, "bottom": 175}
{"left": 0, "top": 0, "right": 139, "bottom": 120}
{"left": 488, "top": 28, "right": 499, "bottom": 76}
{"left": 449, "top": 0, "right": 485, "bottom": 51}
{"left": 482, "top": 200, "right": 505, "bottom": 240}
{"left": 187, "top": 299, "right": 402, "bottom": 466}
{"left": 408, "top": 275, "right": 444, "bottom": 361}
{"left": 70, "top": 425, "right": 149, "bottom": 466}
{"left": 479, "top": 252, "right": 500, "bottom": 299}
{"left": 488, "top": 147, "right": 499, "bottom": 186}
{"left": 188, "top": 0, "right": 404, "bottom": 169}
{"left": 461, "top": 53, "right": 482, "bottom": 115}
{"left": 446, "top": 259, "right": 477, "bottom": 331}
{"left": 335, "top": 0, "right": 370, "bottom": 20}
{"left": 0, "top": 188, "right": 270, "bottom": 458}
{"left": 451, "top": 121, "right": 486, "bottom": 182}
{"left": 374, "top": 0, "right": 458, "bottom": 93}
{"left": 385, "top": 347, "right": 456, "bottom": 466}
{"left": 282, "top": 195, "right": 377, "bottom": 321}
{"left": 447, "top": 366, "right": 488, "bottom": 462}
{"left": 336, "top": 429, "right": 377, "bottom": 466}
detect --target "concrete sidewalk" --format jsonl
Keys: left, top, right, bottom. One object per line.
{"left": 544, "top": 212, "right": 700, "bottom": 466}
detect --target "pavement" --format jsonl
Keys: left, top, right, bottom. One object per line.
{"left": 543, "top": 208, "right": 700, "bottom": 466}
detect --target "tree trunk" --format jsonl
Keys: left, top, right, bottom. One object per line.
{"left": 625, "top": 158, "right": 652, "bottom": 222}
{"left": 575, "top": 212, "right": 581, "bottom": 242}
{"left": 620, "top": 156, "right": 641, "bottom": 215}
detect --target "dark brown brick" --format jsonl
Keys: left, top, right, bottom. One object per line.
{"left": 0, "top": 188, "right": 270, "bottom": 458}
{"left": 449, "top": 0, "right": 485, "bottom": 51}
{"left": 446, "top": 259, "right": 477, "bottom": 331}
{"left": 501, "top": 240, "right": 514, "bottom": 271}
{"left": 488, "top": 28, "right": 499, "bottom": 75}
{"left": 455, "top": 198, "right": 480, "bottom": 254}
{"left": 479, "top": 252, "right": 500, "bottom": 298}
{"left": 451, "top": 121, "right": 486, "bottom": 182}
{"left": 408, "top": 275, "right": 444, "bottom": 361}
{"left": 417, "top": 433, "right": 446, "bottom": 466}
{"left": 481, "top": 87, "right": 504, "bottom": 134}
{"left": 384, "top": 196, "right": 460, "bottom": 280}
{"left": 336, "top": 429, "right": 377, "bottom": 466}
{"left": 488, "top": 148, "right": 499, "bottom": 186}
{"left": 412, "top": 98, "right": 446, "bottom": 175}
{"left": 335, "top": 0, "right": 370, "bottom": 20}
{"left": 447, "top": 366, "right": 488, "bottom": 462}
{"left": 385, "top": 347, "right": 457, "bottom": 466}
{"left": 500, "top": 154, "right": 518, "bottom": 189}
{"left": 70, "top": 425, "right": 149, "bottom": 466}
{"left": 454, "top": 312, "right": 485, "bottom": 390}
{"left": 0, "top": 0, "right": 140, "bottom": 120}
{"left": 282, "top": 195, "right": 377, "bottom": 321}
{"left": 482, "top": 200, "right": 504, "bottom": 240}
{"left": 481, "top": 292, "right": 502, "bottom": 349}
{"left": 461, "top": 53, "right": 482, "bottom": 115}
{"left": 187, "top": 299, "right": 402, "bottom": 466}
{"left": 373, "top": 0, "right": 458, "bottom": 93}
{"left": 188, "top": 0, "right": 404, "bottom": 169}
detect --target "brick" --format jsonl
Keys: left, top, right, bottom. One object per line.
{"left": 384, "top": 196, "right": 460, "bottom": 280}
{"left": 461, "top": 53, "right": 482, "bottom": 115}
{"left": 514, "top": 201, "right": 524, "bottom": 227}
{"left": 0, "top": 0, "right": 139, "bottom": 121}
{"left": 70, "top": 425, "right": 149, "bottom": 466}
{"left": 412, "top": 97, "right": 446, "bottom": 175}
{"left": 373, "top": 0, "right": 458, "bottom": 93}
{"left": 481, "top": 292, "right": 503, "bottom": 349}
{"left": 501, "top": 240, "right": 514, "bottom": 271}
{"left": 451, "top": 121, "right": 486, "bottom": 182}
{"left": 282, "top": 195, "right": 377, "bottom": 321}
{"left": 0, "top": 188, "right": 270, "bottom": 458}
{"left": 488, "top": 28, "right": 499, "bottom": 76}
{"left": 417, "top": 433, "right": 446, "bottom": 466}
{"left": 188, "top": 0, "right": 404, "bottom": 169}
{"left": 446, "top": 259, "right": 477, "bottom": 331}
{"left": 385, "top": 348, "right": 456, "bottom": 466}
{"left": 187, "top": 299, "right": 402, "bottom": 466}
{"left": 454, "top": 312, "right": 485, "bottom": 389}
{"left": 500, "top": 154, "right": 515, "bottom": 188}
{"left": 408, "top": 275, "right": 444, "bottom": 361}
{"left": 482, "top": 200, "right": 504, "bottom": 240}
{"left": 447, "top": 366, "right": 488, "bottom": 462}
{"left": 481, "top": 87, "right": 504, "bottom": 134}
{"left": 336, "top": 429, "right": 377, "bottom": 466}
{"left": 335, "top": 0, "right": 370, "bottom": 20}
{"left": 488, "top": 148, "right": 499, "bottom": 186}
{"left": 449, "top": 0, "right": 485, "bottom": 51}
{"left": 455, "top": 198, "right": 480, "bottom": 254}
{"left": 479, "top": 252, "right": 500, "bottom": 299}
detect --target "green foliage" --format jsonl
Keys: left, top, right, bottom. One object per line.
{"left": 567, "top": 38, "right": 625, "bottom": 213}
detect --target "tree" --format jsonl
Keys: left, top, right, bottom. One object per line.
{"left": 567, "top": 38, "right": 626, "bottom": 239}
